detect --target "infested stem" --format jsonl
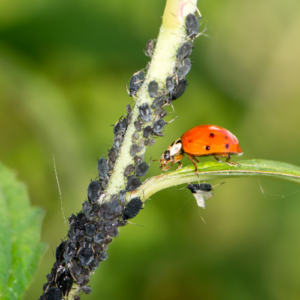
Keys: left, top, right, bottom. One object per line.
{"left": 105, "top": 0, "right": 198, "bottom": 198}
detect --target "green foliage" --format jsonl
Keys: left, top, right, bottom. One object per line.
{"left": 0, "top": 162, "right": 46, "bottom": 300}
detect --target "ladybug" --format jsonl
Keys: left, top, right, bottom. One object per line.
{"left": 159, "top": 125, "right": 243, "bottom": 172}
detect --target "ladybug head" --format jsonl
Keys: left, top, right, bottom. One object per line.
{"left": 159, "top": 139, "right": 183, "bottom": 169}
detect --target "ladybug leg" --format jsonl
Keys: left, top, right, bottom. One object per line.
{"left": 162, "top": 162, "right": 174, "bottom": 171}
{"left": 193, "top": 157, "right": 200, "bottom": 163}
{"left": 173, "top": 154, "right": 185, "bottom": 170}
{"left": 213, "top": 155, "right": 221, "bottom": 163}
{"left": 226, "top": 154, "right": 241, "bottom": 167}
{"left": 187, "top": 154, "right": 198, "bottom": 173}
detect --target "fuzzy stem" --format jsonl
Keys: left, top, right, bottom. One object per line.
{"left": 105, "top": 0, "right": 198, "bottom": 198}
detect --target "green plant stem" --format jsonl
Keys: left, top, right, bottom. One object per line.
{"left": 105, "top": 0, "right": 198, "bottom": 198}
{"left": 131, "top": 160, "right": 300, "bottom": 201}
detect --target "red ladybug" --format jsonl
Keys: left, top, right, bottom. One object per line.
{"left": 159, "top": 125, "right": 243, "bottom": 172}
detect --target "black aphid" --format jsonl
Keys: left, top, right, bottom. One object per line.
{"left": 68, "top": 214, "right": 77, "bottom": 225}
{"left": 187, "top": 183, "right": 212, "bottom": 193}
{"left": 97, "top": 157, "right": 108, "bottom": 179}
{"left": 139, "top": 138, "right": 144, "bottom": 147}
{"left": 71, "top": 259, "right": 82, "bottom": 276}
{"left": 151, "top": 95, "right": 166, "bottom": 109}
{"left": 134, "top": 120, "right": 142, "bottom": 132}
{"left": 81, "top": 286, "right": 92, "bottom": 294}
{"left": 55, "top": 241, "right": 66, "bottom": 262}
{"left": 133, "top": 155, "right": 143, "bottom": 164}
{"left": 129, "top": 70, "right": 145, "bottom": 97}
{"left": 166, "top": 76, "right": 175, "bottom": 98}
{"left": 123, "top": 197, "right": 143, "bottom": 220}
{"left": 109, "top": 200, "right": 122, "bottom": 214}
{"left": 63, "top": 242, "right": 77, "bottom": 261}
{"left": 46, "top": 273, "right": 54, "bottom": 282}
{"left": 148, "top": 139, "right": 156, "bottom": 146}
{"left": 171, "top": 79, "right": 188, "bottom": 100}
{"left": 94, "top": 232, "right": 105, "bottom": 244}
{"left": 145, "top": 39, "right": 154, "bottom": 57}
{"left": 78, "top": 241, "right": 94, "bottom": 267}
{"left": 46, "top": 287, "right": 63, "bottom": 300}
{"left": 153, "top": 119, "right": 167, "bottom": 134}
{"left": 126, "top": 177, "right": 142, "bottom": 191}
{"left": 176, "top": 41, "right": 193, "bottom": 60}
{"left": 187, "top": 182, "right": 224, "bottom": 209}
{"left": 87, "top": 180, "right": 102, "bottom": 203}
{"left": 130, "top": 144, "right": 139, "bottom": 157}
{"left": 135, "top": 162, "right": 149, "bottom": 177}
{"left": 177, "top": 58, "right": 192, "bottom": 79}
{"left": 124, "top": 164, "right": 135, "bottom": 176}
{"left": 39, "top": 294, "right": 48, "bottom": 300}
{"left": 99, "top": 251, "right": 108, "bottom": 261}
{"left": 77, "top": 212, "right": 88, "bottom": 227}
{"left": 185, "top": 13, "right": 200, "bottom": 39}
{"left": 139, "top": 103, "right": 152, "bottom": 122}
{"left": 143, "top": 126, "right": 153, "bottom": 138}
{"left": 57, "top": 270, "right": 73, "bottom": 297}
{"left": 89, "top": 259, "right": 99, "bottom": 272}
{"left": 82, "top": 201, "right": 91, "bottom": 213}
{"left": 113, "top": 118, "right": 127, "bottom": 135}
{"left": 108, "top": 147, "right": 117, "bottom": 162}
{"left": 148, "top": 80, "right": 158, "bottom": 98}
{"left": 85, "top": 223, "right": 96, "bottom": 237}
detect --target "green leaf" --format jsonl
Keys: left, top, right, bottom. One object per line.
{"left": 0, "top": 162, "right": 46, "bottom": 300}
{"left": 133, "top": 159, "right": 300, "bottom": 200}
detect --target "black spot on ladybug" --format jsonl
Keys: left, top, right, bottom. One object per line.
{"left": 209, "top": 133, "right": 214, "bottom": 138}
{"left": 225, "top": 144, "right": 229, "bottom": 149}
{"left": 205, "top": 146, "right": 210, "bottom": 150}
{"left": 188, "top": 140, "right": 192, "bottom": 143}
{"left": 225, "top": 136, "right": 228, "bottom": 139}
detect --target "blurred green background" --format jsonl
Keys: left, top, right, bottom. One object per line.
{"left": 1, "top": 0, "right": 300, "bottom": 299}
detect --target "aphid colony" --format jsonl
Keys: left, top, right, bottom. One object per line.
{"left": 40, "top": 185, "right": 144, "bottom": 300}
{"left": 39, "top": 11, "right": 203, "bottom": 300}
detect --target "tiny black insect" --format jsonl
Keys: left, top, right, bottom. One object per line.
{"left": 123, "top": 197, "right": 143, "bottom": 220}
{"left": 46, "top": 287, "right": 63, "bottom": 300}
{"left": 56, "top": 270, "right": 73, "bottom": 297}
{"left": 171, "top": 79, "right": 188, "bottom": 100}
{"left": 134, "top": 120, "right": 142, "bottom": 132}
{"left": 176, "top": 41, "right": 193, "bottom": 60}
{"left": 124, "top": 164, "right": 135, "bottom": 177}
{"left": 113, "top": 118, "right": 127, "bottom": 135}
{"left": 148, "top": 80, "right": 159, "bottom": 98}
{"left": 81, "top": 286, "right": 92, "bottom": 295}
{"left": 166, "top": 76, "right": 175, "bottom": 99}
{"left": 143, "top": 125, "right": 153, "bottom": 138}
{"left": 85, "top": 223, "right": 96, "bottom": 237}
{"left": 78, "top": 240, "right": 94, "bottom": 267}
{"left": 139, "top": 103, "right": 152, "bottom": 122}
{"left": 153, "top": 119, "right": 167, "bottom": 134}
{"left": 135, "top": 162, "right": 149, "bottom": 177}
{"left": 87, "top": 180, "right": 102, "bottom": 203}
{"left": 126, "top": 177, "right": 142, "bottom": 191}
{"left": 185, "top": 13, "right": 200, "bottom": 39}
{"left": 129, "top": 70, "right": 145, "bottom": 97}
{"left": 130, "top": 144, "right": 139, "bottom": 157}
{"left": 177, "top": 58, "right": 192, "bottom": 79}
{"left": 152, "top": 95, "right": 166, "bottom": 109}
{"left": 187, "top": 182, "right": 224, "bottom": 209}
{"left": 97, "top": 157, "right": 108, "bottom": 179}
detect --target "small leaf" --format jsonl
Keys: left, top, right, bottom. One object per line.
{"left": 133, "top": 159, "right": 300, "bottom": 200}
{"left": 0, "top": 162, "right": 46, "bottom": 300}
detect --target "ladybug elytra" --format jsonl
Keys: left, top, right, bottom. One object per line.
{"left": 159, "top": 125, "right": 243, "bottom": 172}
